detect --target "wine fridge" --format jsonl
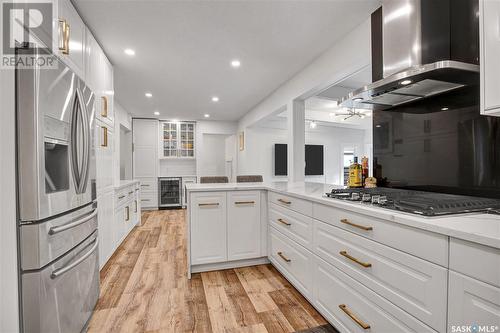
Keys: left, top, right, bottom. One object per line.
{"left": 159, "top": 177, "right": 182, "bottom": 208}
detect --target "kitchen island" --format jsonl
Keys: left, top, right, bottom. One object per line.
{"left": 185, "top": 182, "right": 500, "bottom": 333}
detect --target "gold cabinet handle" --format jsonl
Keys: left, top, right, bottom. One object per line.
{"left": 277, "top": 251, "right": 291, "bottom": 262}
{"left": 198, "top": 203, "right": 219, "bottom": 207}
{"left": 58, "top": 19, "right": 70, "bottom": 54}
{"left": 140, "top": 184, "right": 150, "bottom": 187}
{"left": 278, "top": 198, "right": 291, "bottom": 205}
{"left": 125, "top": 206, "right": 130, "bottom": 221}
{"left": 118, "top": 195, "right": 125, "bottom": 199}
{"left": 339, "top": 250, "right": 372, "bottom": 268}
{"left": 340, "top": 218, "right": 373, "bottom": 231}
{"left": 134, "top": 200, "right": 137, "bottom": 213}
{"left": 235, "top": 201, "right": 255, "bottom": 205}
{"left": 101, "top": 96, "right": 108, "bottom": 117}
{"left": 101, "top": 126, "right": 108, "bottom": 147}
{"left": 141, "top": 199, "right": 150, "bottom": 202}
{"left": 128, "top": 191, "right": 133, "bottom": 195}
{"left": 277, "top": 218, "right": 291, "bottom": 226}
{"left": 339, "top": 304, "right": 370, "bottom": 330}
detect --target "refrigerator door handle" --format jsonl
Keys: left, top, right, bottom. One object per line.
{"left": 48, "top": 209, "right": 97, "bottom": 235}
{"left": 50, "top": 237, "right": 98, "bottom": 279}
{"left": 75, "top": 88, "right": 90, "bottom": 194}
{"left": 70, "top": 89, "right": 81, "bottom": 192}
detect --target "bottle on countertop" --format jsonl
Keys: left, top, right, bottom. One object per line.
{"left": 348, "top": 156, "right": 363, "bottom": 188}
{"left": 361, "top": 156, "right": 369, "bottom": 185}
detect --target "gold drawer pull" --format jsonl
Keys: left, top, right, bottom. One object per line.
{"left": 101, "top": 126, "right": 108, "bottom": 147}
{"left": 235, "top": 201, "right": 255, "bottom": 205}
{"left": 58, "top": 19, "right": 70, "bottom": 55}
{"left": 278, "top": 198, "right": 291, "bottom": 205}
{"left": 339, "top": 304, "right": 370, "bottom": 330}
{"left": 118, "top": 195, "right": 125, "bottom": 199}
{"left": 125, "top": 206, "right": 130, "bottom": 221}
{"left": 339, "top": 251, "right": 372, "bottom": 268}
{"left": 277, "top": 251, "right": 291, "bottom": 262}
{"left": 101, "top": 96, "right": 108, "bottom": 117}
{"left": 277, "top": 218, "right": 291, "bottom": 226}
{"left": 340, "top": 218, "right": 373, "bottom": 231}
{"left": 199, "top": 203, "right": 219, "bottom": 207}
{"left": 128, "top": 191, "right": 134, "bottom": 195}
{"left": 141, "top": 199, "right": 150, "bottom": 202}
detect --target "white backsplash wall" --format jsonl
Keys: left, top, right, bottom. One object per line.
{"left": 159, "top": 159, "right": 197, "bottom": 177}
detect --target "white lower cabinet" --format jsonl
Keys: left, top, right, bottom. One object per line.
{"left": 269, "top": 226, "right": 314, "bottom": 299}
{"left": 448, "top": 271, "right": 500, "bottom": 333}
{"left": 227, "top": 191, "right": 261, "bottom": 261}
{"left": 313, "top": 258, "right": 436, "bottom": 333}
{"left": 190, "top": 192, "right": 227, "bottom": 265}
{"left": 97, "top": 189, "right": 114, "bottom": 269}
{"left": 138, "top": 177, "right": 158, "bottom": 209}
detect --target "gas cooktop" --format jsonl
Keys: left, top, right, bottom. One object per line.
{"left": 325, "top": 188, "right": 500, "bottom": 216}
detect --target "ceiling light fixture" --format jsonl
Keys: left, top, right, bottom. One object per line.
{"left": 145, "top": 92, "right": 153, "bottom": 98}
{"left": 400, "top": 79, "right": 412, "bottom": 85}
{"left": 212, "top": 96, "right": 219, "bottom": 102}
{"left": 231, "top": 59, "right": 241, "bottom": 68}
{"left": 153, "top": 111, "right": 160, "bottom": 116}
{"left": 204, "top": 114, "right": 210, "bottom": 118}
{"left": 124, "top": 48, "right": 135, "bottom": 56}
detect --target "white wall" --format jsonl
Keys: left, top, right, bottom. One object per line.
{"left": 241, "top": 123, "right": 369, "bottom": 185}
{"left": 114, "top": 102, "right": 132, "bottom": 184}
{"left": 195, "top": 121, "right": 237, "bottom": 179}
{"left": 199, "top": 134, "right": 230, "bottom": 177}
{"left": 0, "top": 68, "right": 20, "bottom": 332}
{"left": 237, "top": 19, "right": 371, "bottom": 181}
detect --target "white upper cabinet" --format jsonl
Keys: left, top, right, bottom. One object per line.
{"left": 161, "top": 121, "right": 196, "bottom": 158}
{"left": 480, "top": 0, "right": 500, "bottom": 116}
{"left": 86, "top": 30, "right": 114, "bottom": 126}
{"left": 57, "top": 0, "right": 86, "bottom": 79}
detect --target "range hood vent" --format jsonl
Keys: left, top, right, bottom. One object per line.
{"left": 340, "top": 0, "right": 480, "bottom": 111}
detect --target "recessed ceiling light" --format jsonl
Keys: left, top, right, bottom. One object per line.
{"left": 124, "top": 48, "right": 135, "bottom": 56}
{"left": 231, "top": 59, "right": 241, "bottom": 68}
{"left": 145, "top": 92, "right": 153, "bottom": 98}
{"left": 441, "top": 107, "right": 449, "bottom": 111}
{"left": 204, "top": 114, "right": 210, "bottom": 118}
{"left": 353, "top": 97, "right": 363, "bottom": 102}
{"left": 153, "top": 111, "right": 160, "bottom": 116}
{"left": 400, "top": 79, "right": 412, "bottom": 85}
{"left": 211, "top": 96, "right": 219, "bottom": 102}
{"left": 376, "top": 124, "right": 382, "bottom": 128}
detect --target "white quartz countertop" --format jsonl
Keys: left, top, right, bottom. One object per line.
{"left": 114, "top": 179, "right": 140, "bottom": 191}
{"left": 186, "top": 181, "right": 500, "bottom": 249}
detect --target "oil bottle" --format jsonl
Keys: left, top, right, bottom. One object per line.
{"left": 348, "top": 157, "right": 363, "bottom": 188}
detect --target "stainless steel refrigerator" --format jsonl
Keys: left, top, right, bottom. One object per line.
{"left": 16, "top": 47, "right": 99, "bottom": 333}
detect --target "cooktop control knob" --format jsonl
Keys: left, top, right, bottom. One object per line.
{"left": 351, "top": 193, "right": 360, "bottom": 201}
{"left": 362, "top": 194, "right": 371, "bottom": 202}
{"left": 378, "top": 196, "right": 388, "bottom": 205}
{"left": 371, "top": 195, "right": 380, "bottom": 204}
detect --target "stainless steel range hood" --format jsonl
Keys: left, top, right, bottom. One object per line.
{"left": 340, "top": 0, "right": 480, "bottom": 111}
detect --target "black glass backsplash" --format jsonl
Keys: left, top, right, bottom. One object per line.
{"left": 373, "top": 86, "right": 500, "bottom": 199}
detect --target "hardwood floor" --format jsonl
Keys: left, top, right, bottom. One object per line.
{"left": 88, "top": 210, "right": 337, "bottom": 333}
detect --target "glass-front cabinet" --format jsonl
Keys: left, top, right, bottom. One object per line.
{"left": 161, "top": 121, "right": 195, "bottom": 158}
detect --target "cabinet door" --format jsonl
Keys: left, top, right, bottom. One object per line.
{"left": 95, "top": 122, "right": 114, "bottom": 192}
{"left": 190, "top": 192, "right": 227, "bottom": 265}
{"left": 448, "top": 271, "right": 500, "bottom": 332}
{"left": 57, "top": 0, "right": 86, "bottom": 78}
{"left": 227, "top": 191, "right": 261, "bottom": 261}
{"left": 179, "top": 122, "right": 195, "bottom": 158}
{"left": 133, "top": 119, "right": 158, "bottom": 178}
{"left": 97, "top": 190, "right": 114, "bottom": 269}
{"left": 481, "top": 0, "right": 500, "bottom": 115}
{"left": 182, "top": 177, "right": 197, "bottom": 206}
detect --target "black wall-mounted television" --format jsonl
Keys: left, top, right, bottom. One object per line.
{"left": 274, "top": 144, "right": 324, "bottom": 176}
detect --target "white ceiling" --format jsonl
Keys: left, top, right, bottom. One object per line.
{"left": 74, "top": 0, "right": 379, "bottom": 121}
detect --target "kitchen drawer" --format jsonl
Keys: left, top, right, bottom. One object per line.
{"left": 314, "top": 258, "right": 436, "bottom": 333}
{"left": 138, "top": 178, "right": 158, "bottom": 192}
{"left": 449, "top": 238, "right": 500, "bottom": 287}
{"left": 268, "top": 191, "right": 313, "bottom": 216}
{"left": 269, "top": 226, "right": 314, "bottom": 299}
{"left": 269, "top": 203, "right": 313, "bottom": 250}
{"left": 115, "top": 189, "right": 129, "bottom": 208}
{"left": 313, "top": 203, "right": 448, "bottom": 266}
{"left": 313, "top": 219, "right": 447, "bottom": 332}
{"left": 140, "top": 191, "right": 158, "bottom": 208}
{"left": 448, "top": 271, "right": 500, "bottom": 332}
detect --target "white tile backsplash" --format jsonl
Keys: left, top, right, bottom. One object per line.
{"left": 159, "top": 159, "right": 197, "bottom": 177}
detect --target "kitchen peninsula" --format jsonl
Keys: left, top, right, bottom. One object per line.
{"left": 186, "top": 181, "right": 500, "bottom": 333}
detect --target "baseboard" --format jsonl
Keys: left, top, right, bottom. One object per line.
{"left": 191, "top": 257, "right": 270, "bottom": 273}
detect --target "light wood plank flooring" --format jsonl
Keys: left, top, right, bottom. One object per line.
{"left": 88, "top": 210, "right": 337, "bottom": 333}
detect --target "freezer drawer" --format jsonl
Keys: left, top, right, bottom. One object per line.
{"left": 20, "top": 202, "right": 98, "bottom": 270}
{"left": 22, "top": 231, "right": 99, "bottom": 333}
